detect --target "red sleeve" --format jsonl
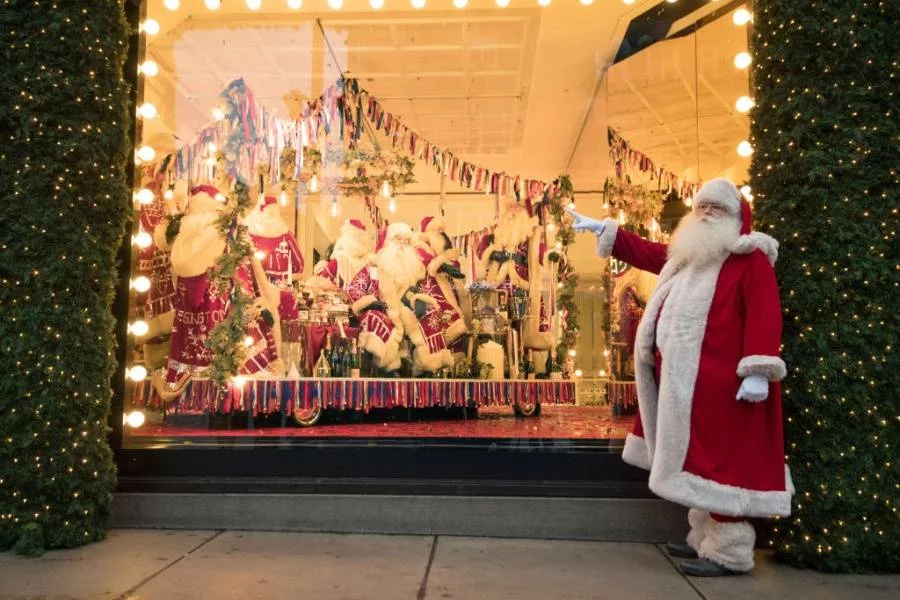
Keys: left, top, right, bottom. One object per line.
{"left": 287, "top": 234, "right": 304, "bottom": 274}
{"left": 737, "top": 250, "right": 787, "bottom": 380}
{"left": 611, "top": 227, "right": 669, "bottom": 275}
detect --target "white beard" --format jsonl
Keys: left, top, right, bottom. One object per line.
{"left": 377, "top": 242, "right": 425, "bottom": 292}
{"left": 668, "top": 212, "right": 741, "bottom": 266}
{"left": 496, "top": 209, "right": 537, "bottom": 249}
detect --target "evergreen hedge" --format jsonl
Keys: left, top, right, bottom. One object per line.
{"left": 0, "top": 1, "right": 131, "bottom": 554}
{"left": 750, "top": 1, "right": 898, "bottom": 572}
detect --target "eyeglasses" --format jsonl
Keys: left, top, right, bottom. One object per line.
{"left": 694, "top": 202, "right": 728, "bottom": 218}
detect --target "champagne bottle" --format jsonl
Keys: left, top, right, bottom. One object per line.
{"left": 340, "top": 339, "right": 351, "bottom": 378}
{"left": 315, "top": 334, "right": 332, "bottom": 378}
{"left": 349, "top": 339, "right": 361, "bottom": 378}
{"left": 524, "top": 349, "right": 536, "bottom": 380}
{"left": 330, "top": 335, "right": 342, "bottom": 377}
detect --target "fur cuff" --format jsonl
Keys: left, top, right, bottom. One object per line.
{"left": 351, "top": 294, "right": 379, "bottom": 316}
{"left": 594, "top": 218, "right": 619, "bottom": 258}
{"left": 622, "top": 433, "right": 651, "bottom": 470}
{"left": 427, "top": 254, "right": 449, "bottom": 277}
{"left": 699, "top": 519, "right": 756, "bottom": 573}
{"left": 737, "top": 355, "right": 786, "bottom": 381}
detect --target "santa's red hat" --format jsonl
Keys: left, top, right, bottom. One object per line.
{"left": 739, "top": 196, "right": 752, "bottom": 235}
{"left": 421, "top": 216, "right": 443, "bottom": 232}
{"left": 694, "top": 178, "right": 752, "bottom": 233}
{"left": 375, "top": 226, "right": 387, "bottom": 252}
{"left": 347, "top": 219, "right": 366, "bottom": 232}
{"left": 187, "top": 184, "right": 221, "bottom": 213}
{"left": 259, "top": 195, "right": 278, "bottom": 211}
{"left": 190, "top": 184, "right": 220, "bottom": 199}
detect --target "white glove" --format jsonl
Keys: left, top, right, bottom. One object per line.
{"left": 566, "top": 209, "right": 607, "bottom": 235}
{"left": 736, "top": 374, "right": 769, "bottom": 402}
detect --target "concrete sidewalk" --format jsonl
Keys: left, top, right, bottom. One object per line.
{"left": 0, "top": 530, "right": 897, "bottom": 599}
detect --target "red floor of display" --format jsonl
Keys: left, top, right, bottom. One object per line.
{"left": 128, "top": 405, "right": 636, "bottom": 440}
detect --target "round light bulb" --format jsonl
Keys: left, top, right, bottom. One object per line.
{"left": 734, "top": 51, "right": 752, "bottom": 69}
{"left": 136, "top": 188, "right": 155, "bottom": 204}
{"left": 740, "top": 185, "right": 752, "bottom": 197}
{"left": 579, "top": 0, "right": 593, "bottom": 4}
{"left": 574, "top": 369, "right": 583, "bottom": 377}
{"left": 622, "top": 0, "right": 635, "bottom": 4}
{"left": 130, "top": 320, "right": 149, "bottom": 337}
{"left": 164, "top": 0, "right": 181, "bottom": 9}
{"left": 735, "top": 96, "right": 755, "bottom": 113}
{"left": 547, "top": 223, "right": 555, "bottom": 231}
{"left": 246, "top": 0, "right": 262, "bottom": 10}
{"left": 453, "top": 0, "right": 468, "bottom": 7}
{"left": 137, "top": 145, "right": 155, "bottom": 162}
{"left": 243, "top": 335, "right": 255, "bottom": 347}
{"left": 537, "top": 0, "right": 551, "bottom": 6}
{"left": 737, "top": 140, "right": 754, "bottom": 157}
{"left": 369, "top": 0, "right": 384, "bottom": 7}
{"left": 568, "top": 349, "right": 577, "bottom": 357}
{"left": 138, "top": 103, "right": 157, "bottom": 119}
{"left": 164, "top": 187, "right": 175, "bottom": 200}
{"left": 684, "top": 196, "right": 693, "bottom": 207}
{"left": 125, "top": 410, "right": 146, "bottom": 428}
{"left": 381, "top": 180, "right": 391, "bottom": 197}
{"left": 214, "top": 192, "right": 226, "bottom": 202}
{"left": 331, "top": 199, "right": 340, "bottom": 217}
{"left": 254, "top": 250, "right": 266, "bottom": 260}
{"left": 139, "top": 60, "right": 158, "bottom": 77}
{"left": 733, "top": 8, "right": 752, "bottom": 26}
{"left": 496, "top": 0, "right": 510, "bottom": 5}
{"left": 211, "top": 106, "right": 225, "bottom": 121}
{"left": 411, "top": 0, "right": 425, "bottom": 7}
{"left": 204, "top": 0, "right": 222, "bottom": 9}
{"left": 133, "top": 231, "right": 153, "bottom": 249}
{"left": 132, "top": 276, "right": 152, "bottom": 293}
{"left": 309, "top": 174, "right": 319, "bottom": 193}
{"left": 127, "top": 365, "right": 148, "bottom": 382}
{"left": 288, "top": 0, "right": 303, "bottom": 8}
{"left": 280, "top": 190, "right": 288, "bottom": 206}
{"left": 141, "top": 19, "right": 160, "bottom": 36}
{"left": 568, "top": 201, "right": 576, "bottom": 210}
{"left": 388, "top": 197, "right": 397, "bottom": 213}
{"left": 328, "top": 0, "right": 344, "bottom": 8}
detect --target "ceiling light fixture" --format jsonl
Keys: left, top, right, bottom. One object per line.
{"left": 453, "top": 0, "right": 468, "bottom": 7}
{"left": 288, "top": 0, "right": 303, "bottom": 8}
{"left": 164, "top": 0, "right": 181, "bottom": 10}
{"left": 328, "top": 0, "right": 344, "bottom": 8}
{"left": 537, "top": 0, "right": 551, "bottom": 6}
{"left": 369, "top": 0, "right": 384, "bottom": 8}
{"left": 496, "top": 0, "right": 510, "bottom": 6}
{"left": 204, "top": 0, "right": 222, "bottom": 10}
{"left": 411, "top": 0, "right": 425, "bottom": 8}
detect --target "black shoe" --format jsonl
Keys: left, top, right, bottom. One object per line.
{"left": 665, "top": 543, "right": 698, "bottom": 559}
{"left": 679, "top": 558, "right": 741, "bottom": 577}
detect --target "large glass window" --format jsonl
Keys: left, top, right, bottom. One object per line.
{"left": 121, "top": 0, "right": 751, "bottom": 453}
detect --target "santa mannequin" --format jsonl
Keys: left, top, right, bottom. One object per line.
{"left": 136, "top": 165, "right": 178, "bottom": 341}
{"left": 569, "top": 179, "right": 793, "bottom": 577}
{"left": 154, "top": 185, "right": 282, "bottom": 393}
{"left": 478, "top": 199, "right": 553, "bottom": 352}
{"left": 309, "top": 218, "right": 373, "bottom": 291}
{"left": 377, "top": 222, "right": 454, "bottom": 373}
{"left": 415, "top": 216, "right": 467, "bottom": 348}
{"left": 245, "top": 195, "right": 304, "bottom": 374}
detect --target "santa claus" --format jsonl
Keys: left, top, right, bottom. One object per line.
{"left": 478, "top": 199, "right": 553, "bottom": 352}
{"left": 377, "top": 222, "right": 454, "bottom": 373}
{"left": 569, "top": 179, "right": 793, "bottom": 577}
{"left": 308, "top": 218, "right": 373, "bottom": 291}
{"left": 415, "top": 216, "right": 468, "bottom": 348}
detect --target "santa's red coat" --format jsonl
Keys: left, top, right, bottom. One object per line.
{"left": 597, "top": 220, "right": 793, "bottom": 518}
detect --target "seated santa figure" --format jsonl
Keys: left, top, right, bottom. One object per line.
{"left": 415, "top": 216, "right": 467, "bottom": 347}
{"left": 378, "top": 222, "right": 454, "bottom": 373}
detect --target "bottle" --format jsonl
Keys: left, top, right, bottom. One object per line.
{"left": 349, "top": 339, "right": 361, "bottom": 378}
{"left": 330, "top": 334, "right": 342, "bottom": 377}
{"left": 340, "top": 339, "right": 351, "bottom": 378}
{"left": 315, "top": 334, "right": 332, "bottom": 378}
{"left": 524, "top": 349, "right": 536, "bottom": 380}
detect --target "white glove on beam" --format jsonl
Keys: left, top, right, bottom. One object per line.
{"left": 736, "top": 374, "right": 769, "bottom": 402}
{"left": 566, "top": 209, "right": 607, "bottom": 236}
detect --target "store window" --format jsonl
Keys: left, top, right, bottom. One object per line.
{"left": 121, "top": 0, "right": 751, "bottom": 453}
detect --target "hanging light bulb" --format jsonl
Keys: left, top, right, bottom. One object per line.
{"left": 537, "top": 0, "right": 551, "bottom": 6}
{"left": 136, "top": 188, "right": 155, "bottom": 205}
{"left": 288, "top": 0, "right": 303, "bottom": 8}
{"left": 207, "top": 142, "right": 217, "bottom": 154}
{"left": 734, "top": 51, "right": 752, "bottom": 69}
{"left": 139, "top": 60, "right": 158, "bottom": 77}
{"left": 388, "top": 197, "right": 397, "bottom": 213}
{"left": 618, "top": 210, "right": 627, "bottom": 225}
{"left": 369, "top": 0, "right": 384, "bottom": 7}
{"left": 331, "top": 196, "right": 340, "bottom": 217}
{"left": 622, "top": 0, "right": 635, "bottom": 4}
{"left": 381, "top": 180, "right": 392, "bottom": 198}
{"left": 214, "top": 192, "right": 226, "bottom": 202}
{"left": 280, "top": 187, "right": 288, "bottom": 206}
{"left": 138, "top": 103, "right": 157, "bottom": 119}
{"left": 411, "top": 0, "right": 425, "bottom": 7}
{"left": 328, "top": 0, "right": 344, "bottom": 8}
{"left": 579, "top": 0, "right": 593, "bottom": 4}
{"left": 164, "top": 0, "right": 181, "bottom": 10}
{"left": 133, "top": 231, "right": 153, "bottom": 249}
{"left": 246, "top": 0, "right": 262, "bottom": 10}
{"left": 243, "top": 335, "right": 255, "bottom": 347}
{"left": 309, "top": 173, "right": 319, "bottom": 193}
{"left": 453, "top": 0, "right": 468, "bottom": 7}
{"left": 737, "top": 140, "right": 754, "bottom": 157}
{"left": 125, "top": 410, "right": 146, "bottom": 428}
{"left": 254, "top": 250, "right": 266, "bottom": 261}
{"left": 164, "top": 185, "right": 175, "bottom": 200}
{"left": 733, "top": 8, "right": 752, "bottom": 26}
{"left": 129, "top": 320, "right": 149, "bottom": 337}
{"left": 496, "top": 0, "right": 510, "bottom": 6}
{"left": 127, "top": 365, "right": 148, "bottom": 382}
{"left": 212, "top": 106, "right": 226, "bottom": 121}
{"left": 141, "top": 19, "right": 160, "bottom": 36}
{"left": 735, "top": 96, "right": 755, "bottom": 113}
{"left": 136, "top": 145, "right": 155, "bottom": 162}
{"left": 684, "top": 196, "right": 693, "bottom": 207}
{"left": 568, "top": 349, "right": 577, "bottom": 357}
{"left": 204, "top": 0, "right": 222, "bottom": 9}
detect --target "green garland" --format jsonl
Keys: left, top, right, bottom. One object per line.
{"left": 604, "top": 177, "right": 664, "bottom": 234}
{"left": 0, "top": 1, "right": 130, "bottom": 554}
{"left": 750, "top": 2, "right": 897, "bottom": 573}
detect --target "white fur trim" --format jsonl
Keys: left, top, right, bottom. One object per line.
{"left": 360, "top": 327, "right": 403, "bottom": 371}
{"left": 699, "top": 519, "right": 756, "bottom": 573}
{"left": 351, "top": 294, "right": 379, "bottom": 316}
{"left": 632, "top": 257, "right": 793, "bottom": 519}
{"left": 414, "top": 346, "right": 455, "bottom": 373}
{"left": 686, "top": 509, "right": 711, "bottom": 552}
{"left": 170, "top": 212, "right": 225, "bottom": 278}
{"left": 737, "top": 355, "right": 787, "bottom": 381}
{"left": 444, "top": 317, "right": 467, "bottom": 345}
{"left": 695, "top": 179, "right": 742, "bottom": 216}
{"left": 594, "top": 218, "right": 619, "bottom": 258}
{"left": 426, "top": 254, "right": 449, "bottom": 277}
{"left": 246, "top": 207, "right": 288, "bottom": 237}
{"left": 622, "top": 434, "right": 650, "bottom": 470}
{"left": 730, "top": 232, "right": 779, "bottom": 264}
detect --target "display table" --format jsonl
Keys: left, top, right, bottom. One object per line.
{"left": 136, "top": 377, "right": 576, "bottom": 415}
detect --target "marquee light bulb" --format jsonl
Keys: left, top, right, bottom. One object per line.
{"left": 280, "top": 189, "right": 288, "bottom": 206}
{"left": 381, "top": 180, "right": 392, "bottom": 197}
{"left": 246, "top": 0, "right": 262, "bottom": 10}
{"left": 734, "top": 51, "right": 752, "bottom": 69}
{"left": 164, "top": 0, "right": 181, "bottom": 10}
{"left": 138, "top": 103, "right": 157, "bottom": 119}
{"left": 537, "top": 0, "right": 551, "bottom": 6}
{"left": 130, "top": 320, "right": 149, "bottom": 337}
{"left": 496, "top": 0, "right": 510, "bottom": 5}
{"left": 331, "top": 198, "right": 340, "bottom": 217}
{"left": 139, "top": 60, "right": 158, "bottom": 77}
{"left": 137, "top": 145, "right": 155, "bottom": 162}
{"left": 579, "top": 0, "right": 593, "bottom": 5}
{"left": 288, "top": 0, "right": 303, "bottom": 7}
{"left": 127, "top": 366, "right": 148, "bottom": 382}
{"left": 453, "top": 0, "right": 468, "bottom": 7}
{"left": 204, "top": 0, "right": 222, "bottom": 10}
{"left": 733, "top": 8, "right": 752, "bottom": 26}
{"left": 735, "top": 95, "right": 755, "bottom": 113}
{"left": 328, "top": 0, "right": 344, "bottom": 9}
{"left": 411, "top": 0, "right": 425, "bottom": 8}
{"left": 369, "top": 0, "right": 383, "bottom": 7}
{"left": 737, "top": 140, "right": 754, "bottom": 157}
{"left": 125, "top": 410, "right": 146, "bottom": 428}
{"left": 136, "top": 188, "right": 155, "bottom": 204}
{"left": 132, "top": 276, "right": 152, "bottom": 293}
{"left": 141, "top": 19, "right": 160, "bottom": 36}
{"left": 133, "top": 231, "right": 153, "bottom": 249}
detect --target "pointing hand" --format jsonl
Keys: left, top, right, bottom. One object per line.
{"left": 566, "top": 209, "right": 607, "bottom": 236}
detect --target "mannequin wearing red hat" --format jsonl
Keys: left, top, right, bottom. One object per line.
{"left": 309, "top": 219, "right": 373, "bottom": 291}
{"left": 477, "top": 199, "right": 553, "bottom": 354}
{"left": 415, "top": 216, "right": 468, "bottom": 349}
{"left": 568, "top": 178, "right": 793, "bottom": 577}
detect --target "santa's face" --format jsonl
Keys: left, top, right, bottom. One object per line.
{"left": 693, "top": 200, "right": 730, "bottom": 223}
{"left": 668, "top": 209, "right": 741, "bottom": 266}
{"left": 496, "top": 203, "right": 536, "bottom": 249}
{"left": 377, "top": 234, "right": 425, "bottom": 289}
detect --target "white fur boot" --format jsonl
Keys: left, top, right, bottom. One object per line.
{"left": 698, "top": 519, "right": 756, "bottom": 573}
